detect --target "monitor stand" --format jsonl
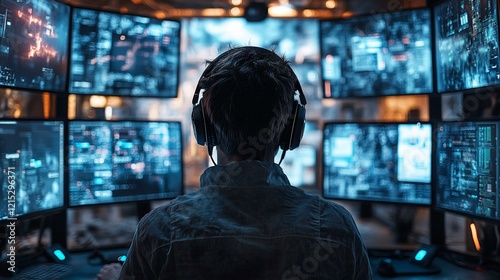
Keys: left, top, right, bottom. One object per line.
{"left": 359, "top": 202, "right": 374, "bottom": 219}
{"left": 136, "top": 201, "right": 152, "bottom": 221}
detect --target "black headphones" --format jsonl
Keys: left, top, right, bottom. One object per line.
{"left": 191, "top": 47, "right": 307, "bottom": 157}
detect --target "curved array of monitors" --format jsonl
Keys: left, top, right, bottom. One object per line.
{"left": 2, "top": 0, "right": 499, "bottom": 98}
{"left": 1, "top": 0, "right": 500, "bottom": 234}
{"left": 0, "top": 120, "right": 65, "bottom": 221}
{"left": 68, "top": 8, "right": 181, "bottom": 97}
{"left": 0, "top": 119, "right": 498, "bottom": 226}
{"left": 321, "top": 120, "right": 500, "bottom": 224}
{"left": 322, "top": 122, "right": 433, "bottom": 205}
{"left": 435, "top": 121, "right": 499, "bottom": 223}
{"left": 0, "top": 0, "right": 70, "bottom": 93}
{"left": 434, "top": 0, "right": 500, "bottom": 93}
{"left": 67, "top": 120, "right": 183, "bottom": 207}
{"left": 320, "top": 8, "right": 433, "bottom": 98}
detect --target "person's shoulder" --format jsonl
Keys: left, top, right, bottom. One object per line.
{"left": 317, "top": 196, "right": 352, "bottom": 215}
{"left": 134, "top": 192, "right": 198, "bottom": 242}
{"left": 134, "top": 203, "right": 171, "bottom": 238}
{"left": 287, "top": 188, "right": 349, "bottom": 213}
{"left": 299, "top": 192, "right": 358, "bottom": 225}
{"left": 138, "top": 191, "right": 203, "bottom": 225}
{"left": 292, "top": 189, "right": 342, "bottom": 208}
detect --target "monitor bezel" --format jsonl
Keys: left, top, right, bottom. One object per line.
{"left": 66, "top": 119, "right": 184, "bottom": 208}
{"left": 67, "top": 7, "right": 181, "bottom": 98}
{"left": 0, "top": 118, "right": 66, "bottom": 224}
{"left": 319, "top": 7, "right": 435, "bottom": 100}
{"left": 0, "top": 0, "right": 72, "bottom": 94}
{"left": 433, "top": 119, "right": 500, "bottom": 226}
{"left": 321, "top": 120, "right": 434, "bottom": 206}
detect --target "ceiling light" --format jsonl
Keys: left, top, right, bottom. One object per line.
{"left": 325, "top": 0, "right": 337, "bottom": 9}
{"left": 230, "top": 7, "right": 242, "bottom": 16}
{"left": 201, "top": 8, "right": 226, "bottom": 17}
{"left": 154, "top": 11, "right": 167, "bottom": 19}
{"left": 268, "top": 2, "right": 297, "bottom": 17}
{"left": 302, "top": 9, "right": 315, "bottom": 17}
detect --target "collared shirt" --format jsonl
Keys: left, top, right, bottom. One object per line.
{"left": 120, "top": 161, "right": 372, "bottom": 280}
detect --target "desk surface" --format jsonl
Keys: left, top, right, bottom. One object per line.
{"left": 2, "top": 248, "right": 500, "bottom": 279}
{"left": 370, "top": 256, "right": 500, "bottom": 280}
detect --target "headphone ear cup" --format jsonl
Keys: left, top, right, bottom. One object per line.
{"left": 191, "top": 104, "right": 206, "bottom": 146}
{"left": 191, "top": 102, "right": 218, "bottom": 147}
{"left": 280, "top": 101, "right": 306, "bottom": 151}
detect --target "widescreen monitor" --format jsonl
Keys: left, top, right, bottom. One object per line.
{"left": 320, "top": 8, "right": 433, "bottom": 98}
{"left": 322, "top": 122, "right": 432, "bottom": 205}
{"left": 182, "top": 17, "right": 322, "bottom": 104}
{"left": 0, "top": 0, "right": 70, "bottom": 92}
{"left": 0, "top": 120, "right": 64, "bottom": 221}
{"left": 68, "top": 120, "right": 183, "bottom": 206}
{"left": 434, "top": 0, "right": 500, "bottom": 93}
{"left": 69, "top": 8, "right": 181, "bottom": 97}
{"left": 435, "top": 121, "right": 499, "bottom": 223}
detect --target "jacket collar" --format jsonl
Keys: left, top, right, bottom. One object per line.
{"left": 200, "top": 160, "right": 290, "bottom": 187}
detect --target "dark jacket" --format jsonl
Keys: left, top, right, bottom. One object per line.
{"left": 120, "top": 161, "right": 372, "bottom": 279}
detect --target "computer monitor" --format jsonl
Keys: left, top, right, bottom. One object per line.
{"left": 322, "top": 122, "right": 432, "bottom": 205}
{"left": 434, "top": 0, "right": 500, "bottom": 93}
{"left": 0, "top": 120, "right": 65, "bottom": 221}
{"left": 320, "top": 8, "right": 433, "bottom": 98}
{"left": 435, "top": 121, "right": 500, "bottom": 223}
{"left": 0, "top": 0, "right": 70, "bottom": 93}
{"left": 68, "top": 120, "right": 183, "bottom": 206}
{"left": 68, "top": 8, "right": 181, "bottom": 97}
{"left": 181, "top": 17, "right": 321, "bottom": 103}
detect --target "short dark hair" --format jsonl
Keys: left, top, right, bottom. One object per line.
{"left": 199, "top": 46, "right": 297, "bottom": 160}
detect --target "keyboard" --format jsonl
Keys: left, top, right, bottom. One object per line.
{"left": 8, "top": 263, "right": 74, "bottom": 280}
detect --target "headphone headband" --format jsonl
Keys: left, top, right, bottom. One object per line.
{"left": 191, "top": 46, "right": 307, "bottom": 162}
{"left": 192, "top": 47, "right": 307, "bottom": 107}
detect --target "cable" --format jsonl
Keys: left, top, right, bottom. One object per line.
{"left": 278, "top": 149, "right": 287, "bottom": 165}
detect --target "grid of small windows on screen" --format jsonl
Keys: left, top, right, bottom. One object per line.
{"left": 320, "top": 8, "right": 433, "bottom": 98}
{"left": 435, "top": 121, "right": 499, "bottom": 222}
{"left": 68, "top": 8, "right": 181, "bottom": 97}
{"left": 0, "top": 0, "right": 71, "bottom": 93}
{"left": 322, "top": 122, "right": 432, "bottom": 205}
{"left": 0, "top": 120, "right": 65, "bottom": 221}
{"left": 434, "top": 0, "right": 500, "bottom": 93}
{"left": 68, "top": 121, "right": 183, "bottom": 207}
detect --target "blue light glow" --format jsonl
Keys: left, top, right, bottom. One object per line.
{"left": 414, "top": 250, "right": 427, "bottom": 261}
{"left": 54, "top": 249, "right": 66, "bottom": 261}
